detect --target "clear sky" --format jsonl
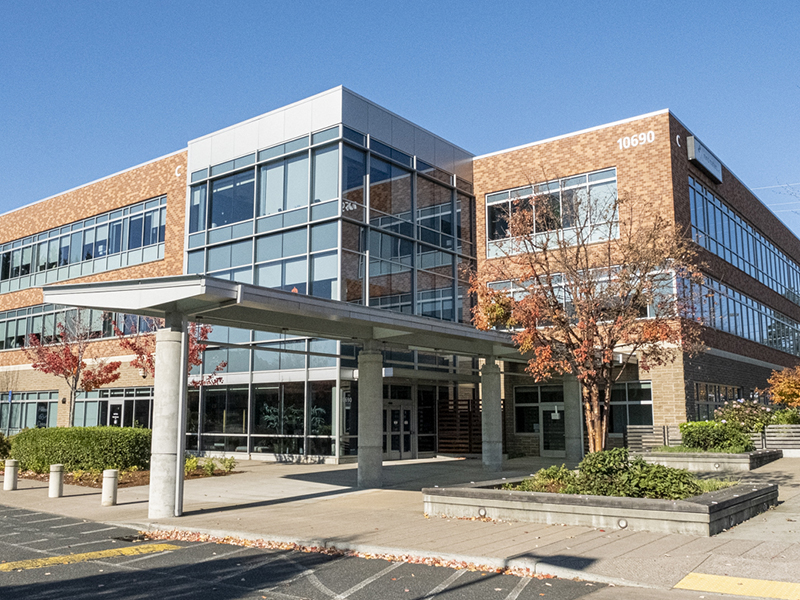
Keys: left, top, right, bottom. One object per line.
{"left": 2, "top": 1, "right": 799, "bottom": 234}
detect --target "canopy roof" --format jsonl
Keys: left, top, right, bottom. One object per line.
{"left": 43, "top": 275, "right": 519, "bottom": 359}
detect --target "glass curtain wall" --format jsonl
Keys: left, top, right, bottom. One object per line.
{"left": 185, "top": 124, "right": 476, "bottom": 457}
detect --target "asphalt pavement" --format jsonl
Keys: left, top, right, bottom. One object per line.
{"left": 2, "top": 455, "right": 799, "bottom": 599}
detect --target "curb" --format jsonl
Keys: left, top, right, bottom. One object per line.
{"left": 121, "top": 521, "right": 651, "bottom": 589}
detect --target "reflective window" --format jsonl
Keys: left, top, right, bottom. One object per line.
{"left": 209, "top": 170, "right": 255, "bottom": 229}
{"left": 485, "top": 168, "right": 617, "bottom": 257}
{"left": 689, "top": 177, "right": 800, "bottom": 307}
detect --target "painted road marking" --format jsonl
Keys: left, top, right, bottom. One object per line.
{"left": 423, "top": 569, "right": 466, "bottom": 599}
{"left": 25, "top": 517, "right": 64, "bottom": 524}
{"left": 0, "top": 543, "right": 182, "bottom": 572}
{"left": 505, "top": 576, "right": 531, "bottom": 600}
{"left": 51, "top": 522, "right": 87, "bottom": 529}
{"left": 335, "top": 561, "right": 403, "bottom": 599}
{"left": 675, "top": 572, "right": 800, "bottom": 599}
{"left": 80, "top": 527, "right": 117, "bottom": 535}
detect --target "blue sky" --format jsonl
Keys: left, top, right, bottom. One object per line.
{"left": 2, "top": 1, "right": 799, "bottom": 233}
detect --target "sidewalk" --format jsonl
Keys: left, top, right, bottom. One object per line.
{"left": 2, "top": 455, "right": 800, "bottom": 593}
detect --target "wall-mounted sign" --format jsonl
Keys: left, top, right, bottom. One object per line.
{"left": 687, "top": 136, "right": 723, "bottom": 184}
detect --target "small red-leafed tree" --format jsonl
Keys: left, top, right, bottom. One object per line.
{"left": 115, "top": 317, "right": 227, "bottom": 387}
{"left": 25, "top": 310, "right": 121, "bottom": 427}
{"left": 473, "top": 182, "right": 704, "bottom": 452}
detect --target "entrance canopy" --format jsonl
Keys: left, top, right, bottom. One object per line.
{"left": 43, "top": 275, "right": 518, "bottom": 518}
{"left": 43, "top": 275, "right": 518, "bottom": 358}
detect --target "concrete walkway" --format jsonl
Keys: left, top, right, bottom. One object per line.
{"left": 2, "top": 455, "right": 800, "bottom": 594}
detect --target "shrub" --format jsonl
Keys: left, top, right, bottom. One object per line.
{"left": 202, "top": 457, "right": 217, "bottom": 476}
{"left": 502, "top": 464, "right": 577, "bottom": 493}
{"left": 679, "top": 421, "right": 754, "bottom": 453}
{"left": 184, "top": 454, "right": 199, "bottom": 475}
{"left": 714, "top": 399, "right": 774, "bottom": 433}
{"left": 772, "top": 407, "right": 800, "bottom": 425}
{"left": 10, "top": 427, "right": 151, "bottom": 473}
{"left": 220, "top": 457, "right": 237, "bottom": 473}
{"left": 0, "top": 432, "right": 11, "bottom": 460}
{"left": 506, "top": 449, "right": 704, "bottom": 500}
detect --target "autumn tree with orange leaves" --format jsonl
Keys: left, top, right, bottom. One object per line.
{"left": 114, "top": 317, "right": 227, "bottom": 387}
{"left": 25, "top": 310, "right": 121, "bottom": 427}
{"left": 763, "top": 365, "right": 800, "bottom": 408}
{"left": 472, "top": 182, "right": 704, "bottom": 452}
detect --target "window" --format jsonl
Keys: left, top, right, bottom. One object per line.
{"left": 514, "top": 385, "right": 563, "bottom": 433}
{"left": 0, "top": 197, "right": 166, "bottom": 294}
{"left": 486, "top": 168, "right": 617, "bottom": 258}
{"left": 209, "top": 170, "right": 255, "bottom": 229}
{"left": 609, "top": 381, "right": 653, "bottom": 434}
{"left": 694, "top": 382, "right": 742, "bottom": 421}
{"left": 690, "top": 177, "right": 800, "bottom": 306}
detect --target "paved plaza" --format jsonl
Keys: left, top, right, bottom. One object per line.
{"left": 2, "top": 455, "right": 800, "bottom": 597}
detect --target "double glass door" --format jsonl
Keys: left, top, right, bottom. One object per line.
{"left": 383, "top": 403, "right": 414, "bottom": 460}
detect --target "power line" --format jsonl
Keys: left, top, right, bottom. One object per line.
{"left": 752, "top": 182, "right": 800, "bottom": 190}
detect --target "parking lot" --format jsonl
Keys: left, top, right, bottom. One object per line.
{"left": 0, "top": 504, "right": 608, "bottom": 600}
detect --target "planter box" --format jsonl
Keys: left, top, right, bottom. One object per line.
{"left": 639, "top": 449, "right": 782, "bottom": 472}
{"left": 423, "top": 479, "right": 778, "bottom": 537}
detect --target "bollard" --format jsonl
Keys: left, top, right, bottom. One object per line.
{"left": 101, "top": 469, "right": 118, "bottom": 506}
{"left": 3, "top": 459, "right": 18, "bottom": 491}
{"left": 49, "top": 464, "right": 64, "bottom": 498}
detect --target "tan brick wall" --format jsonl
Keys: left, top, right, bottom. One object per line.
{"left": 474, "top": 113, "right": 690, "bottom": 428}
{"left": 474, "top": 112, "right": 676, "bottom": 262}
{"left": 0, "top": 151, "right": 185, "bottom": 426}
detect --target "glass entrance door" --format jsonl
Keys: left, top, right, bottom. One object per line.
{"left": 108, "top": 402, "right": 123, "bottom": 427}
{"left": 540, "top": 403, "right": 566, "bottom": 457}
{"left": 383, "top": 403, "right": 414, "bottom": 460}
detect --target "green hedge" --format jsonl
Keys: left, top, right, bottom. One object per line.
{"left": 679, "top": 421, "right": 754, "bottom": 453}
{"left": 10, "top": 427, "right": 151, "bottom": 473}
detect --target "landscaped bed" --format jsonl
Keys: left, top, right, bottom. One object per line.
{"left": 422, "top": 449, "right": 778, "bottom": 536}
{"left": 10, "top": 461, "right": 240, "bottom": 489}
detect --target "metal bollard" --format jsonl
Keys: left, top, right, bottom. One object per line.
{"left": 49, "top": 464, "right": 64, "bottom": 498}
{"left": 101, "top": 469, "right": 118, "bottom": 506}
{"left": 3, "top": 459, "right": 18, "bottom": 491}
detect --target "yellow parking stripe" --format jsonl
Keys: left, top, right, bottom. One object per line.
{"left": 0, "top": 543, "right": 182, "bottom": 572}
{"left": 675, "top": 572, "right": 800, "bottom": 599}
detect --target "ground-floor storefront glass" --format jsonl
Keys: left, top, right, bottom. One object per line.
{"left": 1, "top": 391, "right": 58, "bottom": 435}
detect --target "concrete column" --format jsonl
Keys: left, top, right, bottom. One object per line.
{"left": 149, "top": 325, "right": 183, "bottom": 519}
{"left": 357, "top": 347, "right": 383, "bottom": 488}
{"left": 49, "top": 464, "right": 63, "bottom": 498}
{"left": 481, "top": 358, "right": 503, "bottom": 472}
{"left": 563, "top": 374, "right": 584, "bottom": 464}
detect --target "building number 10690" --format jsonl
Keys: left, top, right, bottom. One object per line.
{"left": 617, "top": 131, "right": 655, "bottom": 150}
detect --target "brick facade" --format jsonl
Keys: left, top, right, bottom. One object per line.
{"left": 473, "top": 111, "right": 800, "bottom": 455}
{"left": 0, "top": 151, "right": 186, "bottom": 426}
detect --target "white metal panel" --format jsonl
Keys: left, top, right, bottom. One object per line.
{"left": 257, "top": 111, "right": 286, "bottom": 150}
{"left": 210, "top": 130, "right": 236, "bottom": 166}
{"left": 341, "top": 90, "right": 370, "bottom": 133}
{"left": 434, "top": 138, "right": 456, "bottom": 175}
{"left": 414, "top": 128, "right": 436, "bottom": 164}
{"left": 367, "top": 103, "right": 392, "bottom": 143}
{"left": 311, "top": 90, "right": 343, "bottom": 132}
{"left": 188, "top": 138, "right": 212, "bottom": 172}
{"left": 233, "top": 121, "right": 260, "bottom": 157}
{"left": 391, "top": 117, "right": 416, "bottom": 157}
{"left": 284, "top": 100, "right": 313, "bottom": 140}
